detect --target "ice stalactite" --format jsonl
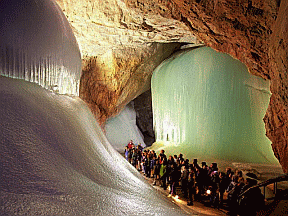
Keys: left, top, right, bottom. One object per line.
{"left": 151, "top": 46, "right": 279, "bottom": 164}
{"left": 0, "top": 0, "right": 81, "bottom": 95}
{"left": 105, "top": 102, "right": 145, "bottom": 152}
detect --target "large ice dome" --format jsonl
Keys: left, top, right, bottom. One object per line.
{"left": 0, "top": 0, "right": 81, "bottom": 95}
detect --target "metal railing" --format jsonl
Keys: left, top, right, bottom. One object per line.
{"left": 238, "top": 174, "right": 288, "bottom": 201}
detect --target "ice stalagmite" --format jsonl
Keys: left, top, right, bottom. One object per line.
{"left": 0, "top": 0, "right": 81, "bottom": 95}
{"left": 151, "top": 46, "right": 279, "bottom": 165}
{"left": 105, "top": 102, "right": 145, "bottom": 152}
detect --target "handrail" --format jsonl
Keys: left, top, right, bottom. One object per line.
{"left": 238, "top": 174, "right": 288, "bottom": 199}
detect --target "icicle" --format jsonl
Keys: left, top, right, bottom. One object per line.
{"left": 0, "top": 0, "right": 81, "bottom": 95}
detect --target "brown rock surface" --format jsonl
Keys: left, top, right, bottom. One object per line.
{"left": 126, "top": 0, "right": 288, "bottom": 173}
{"left": 57, "top": 0, "right": 288, "bottom": 173}
{"left": 79, "top": 43, "right": 182, "bottom": 125}
{"left": 264, "top": 0, "right": 288, "bottom": 174}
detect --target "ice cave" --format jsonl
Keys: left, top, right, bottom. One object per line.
{"left": 0, "top": 0, "right": 286, "bottom": 215}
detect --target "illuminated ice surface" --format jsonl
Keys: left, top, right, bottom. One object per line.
{"left": 0, "top": 76, "right": 189, "bottom": 215}
{"left": 151, "top": 47, "right": 279, "bottom": 165}
{"left": 0, "top": 0, "right": 81, "bottom": 95}
{"left": 105, "top": 102, "right": 145, "bottom": 152}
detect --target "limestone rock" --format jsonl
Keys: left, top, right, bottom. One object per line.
{"left": 126, "top": 0, "right": 288, "bottom": 173}
{"left": 56, "top": 0, "right": 288, "bottom": 173}
{"left": 56, "top": 0, "right": 199, "bottom": 57}
{"left": 79, "top": 43, "right": 183, "bottom": 125}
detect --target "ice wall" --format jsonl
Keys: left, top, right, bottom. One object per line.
{"left": 151, "top": 46, "right": 279, "bottom": 164}
{"left": 0, "top": 76, "right": 188, "bottom": 215}
{"left": 0, "top": 0, "right": 81, "bottom": 95}
{"left": 105, "top": 102, "right": 145, "bottom": 152}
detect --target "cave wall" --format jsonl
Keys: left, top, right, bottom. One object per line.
{"left": 79, "top": 43, "right": 182, "bottom": 125}
{"left": 56, "top": 0, "right": 288, "bottom": 173}
{"left": 264, "top": 0, "right": 288, "bottom": 173}
{"left": 126, "top": 0, "right": 288, "bottom": 173}
{"left": 133, "top": 90, "right": 155, "bottom": 146}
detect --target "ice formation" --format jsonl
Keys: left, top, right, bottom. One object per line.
{"left": 0, "top": 76, "right": 189, "bottom": 215}
{"left": 0, "top": 0, "right": 81, "bottom": 95}
{"left": 151, "top": 46, "right": 279, "bottom": 165}
{"left": 0, "top": 0, "right": 189, "bottom": 214}
{"left": 105, "top": 102, "right": 145, "bottom": 152}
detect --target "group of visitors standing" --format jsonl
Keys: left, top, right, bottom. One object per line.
{"left": 124, "top": 141, "right": 265, "bottom": 216}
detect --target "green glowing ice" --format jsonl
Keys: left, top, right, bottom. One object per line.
{"left": 151, "top": 46, "right": 278, "bottom": 164}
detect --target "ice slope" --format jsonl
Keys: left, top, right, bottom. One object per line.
{"left": 0, "top": 0, "right": 188, "bottom": 214}
{"left": 0, "top": 76, "right": 188, "bottom": 215}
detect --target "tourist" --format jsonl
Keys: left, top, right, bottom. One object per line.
{"left": 238, "top": 173, "right": 264, "bottom": 216}
{"left": 153, "top": 159, "right": 161, "bottom": 185}
{"left": 168, "top": 163, "right": 178, "bottom": 196}
{"left": 180, "top": 165, "right": 189, "bottom": 198}
{"left": 187, "top": 166, "right": 195, "bottom": 206}
{"left": 124, "top": 146, "right": 129, "bottom": 161}
{"left": 160, "top": 159, "right": 168, "bottom": 190}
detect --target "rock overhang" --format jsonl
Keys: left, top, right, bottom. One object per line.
{"left": 56, "top": 0, "right": 288, "bottom": 173}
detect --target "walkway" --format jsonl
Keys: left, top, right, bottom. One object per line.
{"left": 142, "top": 174, "right": 228, "bottom": 216}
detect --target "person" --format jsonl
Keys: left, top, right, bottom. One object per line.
{"left": 150, "top": 156, "right": 157, "bottom": 178}
{"left": 131, "top": 148, "right": 137, "bottom": 167}
{"left": 178, "top": 153, "right": 184, "bottom": 162}
{"left": 137, "top": 143, "right": 143, "bottom": 152}
{"left": 136, "top": 147, "right": 142, "bottom": 171}
{"left": 195, "top": 165, "right": 207, "bottom": 201}
{"left": 173, "top": 155, "right": 177, "bottom": 163}
{"left": 168, "top": 163, "right": 178, "bottom": 196}
{"left": 144, "top": 153, "right": 151, "bottom": 177}
{"left": 153, "top": 159, "right": 161, "bottom": 185}
{"left": 124, "top": 146, "right": 129, "bottom": 161}
{"left": 159, "top": 150, "right": 166, "bottom": 161}
{"left": 209, "top": 164, "right": 220, "bottom": 207}
{"left": 128, "top": 147, "right": 133, "bottom": 164}
{"left": 187, "top": 166, "right": 195, "bottom": 206}
{"left": 181, "top": 165, "right": 189, "bottom": 198}
{"left": 127, "top": 140, "right": 133, "bottom": 149}
{"left": 238, "top": 173, "right": 264, "bottom": 216}
{"left": 159, "top": 159, "right": 167, "bottom": 190}
{"left": 218, "top": 172, "right": 229, "bottom": 206}
{"left": 227, "top": 176, "right": 245, "bottom": 215}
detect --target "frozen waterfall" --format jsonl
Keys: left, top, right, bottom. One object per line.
{"left": 0, "top": 0, "right": 81, "bottom": 95}
{"left": 151, "top": 47, "right": 279, "bottom": 165}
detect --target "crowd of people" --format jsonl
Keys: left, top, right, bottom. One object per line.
{"left": 124, "top": 140, "right": 265, "bottom": 216}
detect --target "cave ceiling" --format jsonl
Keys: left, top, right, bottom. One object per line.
{"left": 56, "top": 0, "right": 288, "bottom": 173}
